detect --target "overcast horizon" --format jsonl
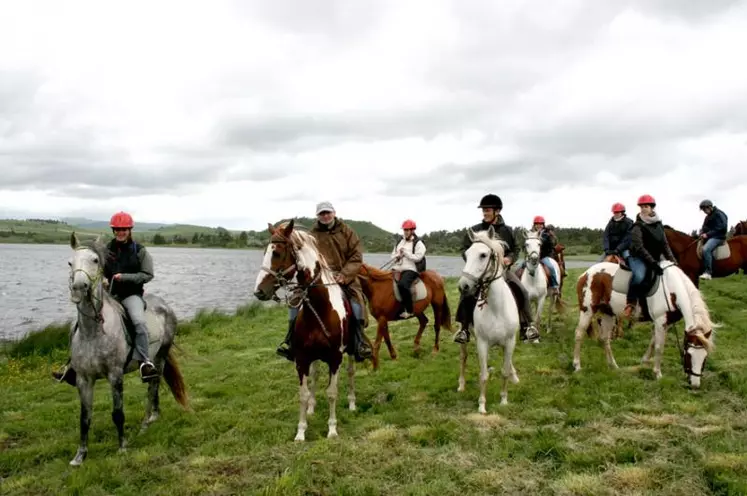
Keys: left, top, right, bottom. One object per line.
{"left": 2, "top": 0, "right": 746, "bottom": 236}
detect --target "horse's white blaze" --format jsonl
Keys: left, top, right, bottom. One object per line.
{"left": 688, "top": 347, "right": 707, "bottom": 388}
{"left": 253, "top": 243, "right": 275, "bottom": 292}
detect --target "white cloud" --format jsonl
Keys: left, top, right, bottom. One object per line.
{"left": 1, "top": 0, "right": 746, "bottom": 237}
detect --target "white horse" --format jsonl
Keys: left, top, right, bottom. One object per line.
{"left": 519, "top": 230, "right": 562, "bottom": 335}
{"left": 573, "top": 260, "right": 717, "bottom": 388}
{"left": 457, "top": 226, "right": 520, "bottom": 413}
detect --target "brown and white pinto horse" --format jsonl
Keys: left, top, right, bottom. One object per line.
{"left": 573, "top": 260, "right": 717, "bottom": 388}
{"left": 664, "top": 225, "right": 747, "bottom": 286}
{"left": 357, "top": 264, "right": 452, "bottom": 366}
{"left": 253, "top": 220, "right": 372, "bottom": 441}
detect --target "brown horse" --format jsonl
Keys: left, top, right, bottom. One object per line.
{"left": 253, "top": 219, "right": 374, "bottom": 441}
{"left": 553, "top": 243, "right": 568, "bottom": 294}
{"left": 357, "top": 264, "right": 452, "bottom": 367}
{"left": 734, "top": 220, "right": 747, "bottom": 236}
{"left": 664, "top": 225, "right": 747, "bottom": 287}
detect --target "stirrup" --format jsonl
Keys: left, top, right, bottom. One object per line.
{"left": 524, "top": 326, "right": 540, "bottom": 341}
{"left": 453, "top": 327, "right": 470, "bottom": 344}
{"left": 139, "top": 362, "right": 159, "bottom": 381}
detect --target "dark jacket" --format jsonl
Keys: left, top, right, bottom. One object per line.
{"left": 461, "top": 215, "right": 517, "bottom": 264}
{"left": 630, "top": 214, "right": 676, "bottom": 266}
{"left": 105, "top": 239, "right": 154, "bottom": 299}
{"left": 539, "top": 229, "right": 556, "bottom": 259}
{"left": 700, "top": 207, "right": 728, "bottom": 240}
{"left": 603, "top": 215, "right": 634, "bottom": 253}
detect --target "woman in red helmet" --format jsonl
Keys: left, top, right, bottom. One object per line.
{"left": 390, "top": 219, "right": 426, "bottom": 318}
{"left": 53, "top": 211, "right": 158, "bottom": 385}
{"left": 523, "top": 215, "right": 560, "bottom": 294}
{"left": 601, "top": 202, "right": 634, "bottom": 262}
{"left": 624, "top": 195, "right": 676, "bottom": 319}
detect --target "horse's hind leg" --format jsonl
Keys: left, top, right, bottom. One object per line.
{"left": 641, "top": 333, "right": 655, "bottom": 365}
{"left": 295, "top": 373, "right": 311, "bottom": 442}
{"left": 109, "top": 372, "right": 127, "bottom": 452}
{"left": 476, "top": 338, "right": 490, "bottom": 414}
{"left": 307, "top": 362, "right": 319, "bottom": 415}
{"left": 457, "top": 342, "right": 468, "bottom": 392}
{"left": 414, "top": 313, "right": 428, "bottom": 353}
{"left": 501, "top": 338, "right": 519, "bottom": 405}
{"left": 431, "top": 302, "right": 441, "bottom": 354}
{"left": 71, "top": 377, "right": 95, "bottom": 466}
{"left": 142, "top": 357, "right": 164, "bottom": 431}
{"left": 573, "top": 311, "right": 592, "bottom": 372}
{"left": 599, "top": 315, "right": 619, "bottom": 369}
{"left": 326, "top": 360, "right": 342, "bottom": 438}
{"left": 346, "top": 354, "right": 356, "bottom": 411}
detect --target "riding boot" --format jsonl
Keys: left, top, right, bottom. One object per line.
{"left": 506, "top": 278, "right": 539, "bottom": 342}
{"left": 351, "top": 318, "right": 373, "bottom": 362}
{"left": 52, "top": 358, "right": 77, "bottom": 386}
{"left": 453, "top": 323, "right": 471, "bottom": 344}
{"left": 276, "top": 317, "right": 296, "bottom": 362}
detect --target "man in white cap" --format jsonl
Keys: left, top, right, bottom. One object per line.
{"left": 276, "top": 201, "right": 373, "bottom": 362}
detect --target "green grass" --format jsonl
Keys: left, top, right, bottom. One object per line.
{"left": 2, "top": 270, "right": 747, "bottom": 495}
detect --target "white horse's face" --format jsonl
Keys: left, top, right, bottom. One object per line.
{"left": 69, "top": 235, "right": 102, "bottom": 304}
{"left": 686, "top": 342, "right": 708, "bottom": 389}
{"left": 459, "top": 242, "right": 494, "bottom": 296}
{"left": 525, "top": 236, "right": 541, "bottom": 263}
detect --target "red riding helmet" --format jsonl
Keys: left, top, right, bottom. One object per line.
{"left": 533, "top": 215, "right": 545, "bottom": 224}
{"left": 637, "top": 194, "right": 656, "bottom": 206}
{"left": 110, "top": 211, "right": 134, "bottom": 229}
{"left": 611, "top": 202, "right": 625, "bottom": 213}
{"left": 402, "top": 219, "right": 416, "bottom": 230}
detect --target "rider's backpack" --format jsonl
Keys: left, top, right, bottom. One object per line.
{"left": 411, "top": 235, "right": 426, "bottom": 272}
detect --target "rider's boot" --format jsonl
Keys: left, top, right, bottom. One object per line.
{"left": 276, "top": 317, "right": 296, "bottom": 361}
{"left": 351, "top": 318, "right": 373, "bottom": 362}
{"left": 134, "top": 328, "right": 159, "bottom": 382}
{"left": 52, "top": 359, "right": 77, "bottom": 386}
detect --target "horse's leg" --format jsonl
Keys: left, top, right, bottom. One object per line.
{"left": 500, "top": 337, "right": 519, "bottom": 405}
{"left": 380, "top": 318, "right": 396, "bottom": 360}
{"left": 326, "top": 358, "right": 342, "bottom": 438}
{"left": 70, "top": 377, "right": 95, "bottom": 466}
{"left": 295, "top": 368, "right": 311, "bottom": 442}
{"left": 599, "top": 315, "right": 619, "bottom": 369}
{"left": 373, "top": 318, "right": 384, "bottom": 367}
{"left": 431, "top": 300, "right": 441, "bottom": 354}
{"left": 307, "top": 362, "right": 318, "bottom": 415}
{"left": 652, "top": 322, "right": 667, "bottom": 380}
{"left": 457, "top": 342, "right": 468, "bottom": 392}
{"left": 414, "top": 312, "right": 428, "bottom": 353}
{"left": 573, "top": 310, "right": 592, "bottom": 372}
{"left": 476, "top": 337, "right": 490, "bottom": 414}
{"left": 536, "top": 293, "right": 546, "bottom": 333}
{"left": 641, "top": 333, "right": 656, "bottom": 365}
{"left": 108, "top": 372, "right": 126, "bottom": 452}
{"left": 142, "top": 356, "right": 164, "bottom": 431}
{"left": 346, "top": 354, "right": 356, "bottom": 411}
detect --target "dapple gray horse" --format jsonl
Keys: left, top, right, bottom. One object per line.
{"left": 66, "top": 233, "right": 189, "bottom": 466}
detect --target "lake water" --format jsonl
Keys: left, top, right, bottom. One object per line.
{"left": 0, "top": 243, "right": 594, "bottom": 340}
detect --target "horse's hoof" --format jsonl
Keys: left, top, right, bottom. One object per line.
{"left": 306, "top": 407, "right": 315, "bottom": 415}
{"left": 510, "top": 374, "right": 519, "bottom": 384}
{"left": 118, "top": 447, "right": 127, "bottom": 454}
{"left": 348, "top": 402, "right": 356, "bottom": 411}
{"left": 69, "top": 451, "right": 87, "bottom": 466}
{"left": 327, "top": 429, "right": 338, "bottom": 438}
{"left": 500, "top": 398, "right": 508, "bottom": 405}
{"left": 478, "top": 407, "right": 487, "bottom": 415}
{"left": 294, "top": 433, "right": 305, "bottom": 442}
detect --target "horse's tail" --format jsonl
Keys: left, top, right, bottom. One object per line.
{"left": 163, "top": 348, "right": 190, "bottom": 410}
{"left": 439, "top": 290, "right": 453, "bottom": 332}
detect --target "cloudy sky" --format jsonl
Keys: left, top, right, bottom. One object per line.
{"left": 1, "top": 0, "right": 746, "bottom": 235}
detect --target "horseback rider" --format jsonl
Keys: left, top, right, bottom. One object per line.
{"left": 601, "top": 202, "right": 634, "bottom": 262}
{"left": 623, "top": 195, "right": 677, "bottom": 319}
{"left": 698, "top": 199, "right": 728, "bottom": 280}
{"left": 276, "top": 201, "right": 373, "bottom": 362}
{"left": 53, "top": 211, "right": 159, "bottom": 385}
{"left": 522, "top": 215, "right": 560, "bottom": 296}
{"left": 391, "top": 219, "right": 426, "bottom": 319}
{"left": 453, "top": 194, "right": 540, "bottom": 344}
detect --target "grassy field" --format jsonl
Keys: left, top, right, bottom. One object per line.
{"left": 1, "top": 269, "right": 746, "bottom": 495}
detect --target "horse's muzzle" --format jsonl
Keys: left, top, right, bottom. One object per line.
{"left": 253, "top": 289, "right": 269, "bottom": 301}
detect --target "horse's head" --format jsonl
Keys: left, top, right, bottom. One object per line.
{"left": 734, "top": 220, "right": 747, "bottom": 236}
{"left": 524, "top": 231, "right": 541, "bottom": 264}
{"left": 253, "top": 220, "right": 299, "bottom": 301}
{"left": 683, "top": 327, "right": 714, "bottom": 389}
{"left": 459, "top": 226, "right": 506, "bottom": 296}
{"left": 69, "top": 232, "right": 107, "bottom": 308}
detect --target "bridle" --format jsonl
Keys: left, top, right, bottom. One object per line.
{"left": 69, "top": 247, "right": 105, "bottom": 324}
{"left": 461, "top": 240, "right": 504, "bottom": 308}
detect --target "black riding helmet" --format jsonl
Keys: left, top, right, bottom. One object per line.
{"left": 478, "top": 194, "right": 502, "bottom": 210}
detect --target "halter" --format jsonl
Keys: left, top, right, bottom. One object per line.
{"left": 261, "top": 233, "right": 336, "bottom": 338}
{"left": 524, "top": 238, "right": 541, "bottom": 276}
{"left": 70, "top": 247, "right": 105, "bottom": 324}
{"left": 461, "top": 240, "right": 503, "bottom": 308}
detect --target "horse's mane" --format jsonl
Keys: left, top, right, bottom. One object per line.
{"left": 278, "top": 224, "right": 333, "bottom": 273}
{"left": 78, "top": 238, "right": 125, "bottom": 317}
{"left": 361, "top": 263, "right": 392, "bottom": 281}
{"left": 471, "top": 230, "right": 507, "bottom": 262}
{"left": 663, "top": 225, "right": 696, "bottom": 239}
{"left": 678, "top": 268, "right": 718, "bottom": 349}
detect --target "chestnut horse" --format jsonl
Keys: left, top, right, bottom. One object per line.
{"left": 357, "top": 264, "right": 452, "bottom": 367}
{"left": 734, "top": 220, "right": 747, "bottom": 236}
{"left": 253, "top": 219, "right": 373, "bottom": 441}
{"left": 664, "top": 225, "right": 747, "bottom": 287}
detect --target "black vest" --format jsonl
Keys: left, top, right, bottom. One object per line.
{"left": 106, "top": 240, "right": 143, "bottom": 299}
{"left": 634, "top": 218, "right": 667, "bottom": 262}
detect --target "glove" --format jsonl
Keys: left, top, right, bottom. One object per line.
{"left": 652, "top": 265, "right": 664, "bottom": 276}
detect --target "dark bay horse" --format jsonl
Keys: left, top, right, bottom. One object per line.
{"left": 357, "top": 264, "right": 452, "bottom": 367}
{"left": 664, "top": 225, "right": 747, "bottom": 286}
{"left": 253, "top": 219, "right": 374, "bottom": 441}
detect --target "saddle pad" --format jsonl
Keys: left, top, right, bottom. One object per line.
{"left": 697, "top": 240, "right": 731, "bottom": 260}
{"left": 611, "top": 266, "right": 660, "bottom": 298}
{"left": 393, "top": 278, "right": 428, "bottom": 302}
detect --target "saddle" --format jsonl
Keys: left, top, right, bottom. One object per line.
{"left": 611, "top": 264, "right": 660, "bottom": 298}
{"left": 696, "top": 239, "right": 730, "bottom": 260}
{"left": 391, "top": 272, "right": 428, "bottom": 303}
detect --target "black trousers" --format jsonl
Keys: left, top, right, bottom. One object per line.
{"left": 456, "top": 270, "right": 533, "bottom": 328}
{"left": 396, "top": 270, "right": 419, "bottom": 313}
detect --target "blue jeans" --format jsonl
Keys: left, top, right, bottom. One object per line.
{"left": 289, "top": 299, "right": 362, "bottom": 321}
{"left": 121, "top": 295, "right": 151, "bottom": 363}
{"left": 626, "top": 256, "right": 647, "bottom": 304}
{"left": 702, "top": 237, "right": 722, "bottom": 274}
{"left": 540, "top": 257, "right": 559, "bottom": 287}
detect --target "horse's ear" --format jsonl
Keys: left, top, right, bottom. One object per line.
{"left": 94, "top": 234, "right": 103, "bottom": 245}
{"left": 70, "top": 232, "right": 79, "bottom": 249}
{"left": 467, "top": 228, "right": 476, "bottom": 242}
{"left": 283, "top": 218, "right": 295, "bottom": 237}
{"left": 487, "top": 225, "right": 496, "bottom": 239}
{"left": 267, "top": 222, "right": 276, "bottom": 235}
